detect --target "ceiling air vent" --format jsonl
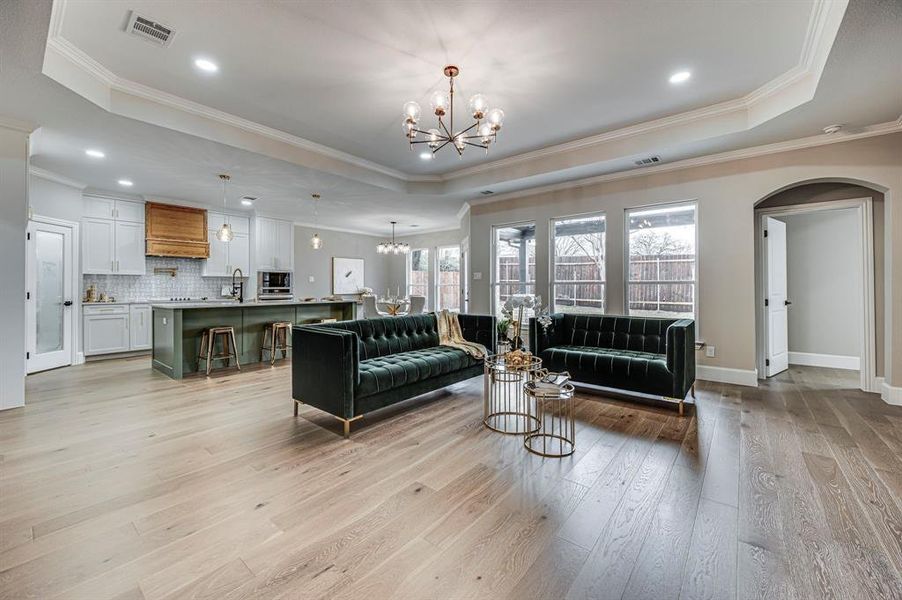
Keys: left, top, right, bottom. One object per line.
{"left": 634, "top": 155, "right": 661, "bottom": 167}
{"left": 480, "top": 190, "right": 494, "bottom": 195}
{"left": 126, "top": 12, "right": 176, "bottom": 47}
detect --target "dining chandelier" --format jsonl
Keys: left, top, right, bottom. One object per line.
{"left": 402, "top": 65, "right": 505, "bottom": 158}
{"left": 377, "top": 221, "right": 409, "bottom": 255}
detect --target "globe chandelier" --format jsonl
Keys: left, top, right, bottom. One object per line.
{"left": 402, "top": 65, "right": 505, "bottom": 158}
{"left": 377, "top": 221, "right": 410, "bottom": 255}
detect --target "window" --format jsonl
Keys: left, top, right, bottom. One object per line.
{"left": 552, "top": 214, "right": 605, "bottom": 314}
{"left": 626, "top": 202, "right": 697, "bottom": 318}
{"left": 407, "top": 248, "right": 429, "bottom": 301}
{"left": 492, "top": 223, "right": 536, "bottom": 318}
{"left": 436, "top": 245, "right": 461, "bottom": 311}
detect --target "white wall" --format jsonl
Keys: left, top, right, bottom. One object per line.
{"left": 0, "top": 124, "right": 30, "bottom": 410}
{"left": 28, "top": 174, "right": 84, "bottom": 222}
{"left": 468, "top": 133, "right": 902, "bottom": 387}
{"left": 779, "top": 209, "right": 861, "bottom": 361}
{"left": 292, "top": 224, "right": 398, "bottom": 299}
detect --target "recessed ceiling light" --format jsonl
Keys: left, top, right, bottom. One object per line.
{"left": 669, "top": 70, "right": 691, "bottom": 84}
{"left": 85, "top": 149, "right": 105, "bottom": 158}
{"left": 194, "top": 58, "right": 218, "bottom": 73}
{"left": 117, "top": 179, "right": 133, "bottom": 187}
{"left": 410, "top": 224, "right": 419, "bottom": 228}
{"left": 241, "top": 198, "right": 254, "bottom": 206}
{"left": 419, "top": 152, "right": 433, "bottom": 160}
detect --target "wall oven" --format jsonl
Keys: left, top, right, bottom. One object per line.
{"left": 257, "top": 271, "right": 292, "bottom": 300}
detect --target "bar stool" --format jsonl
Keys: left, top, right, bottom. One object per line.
{"left": 261, "top": 321, "right": 292, "bottom": 365}
{"left": 198, "top": 326, "right": 240, "bottom": 375}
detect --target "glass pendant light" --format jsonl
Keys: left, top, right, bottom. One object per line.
{"left": 216, "top": 174, "right": 233, "bottom": 242}
{"left": 310, "top": 193, "right": 323, "bottom": 250}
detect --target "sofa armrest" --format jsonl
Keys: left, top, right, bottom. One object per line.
{"left": 529, "top": 313, "right": 566, "bottom": 355}
{"left": 457, "top": 313, "right": 497, "bottom": 354}
{"left": 292, "top": 325, "right": 359, "bottom": 419}
{"left": 666, "top": 319, "right": 696, "bottom": 399}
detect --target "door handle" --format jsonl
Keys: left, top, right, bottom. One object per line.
{"left": 784, "top": 300, "right": 792, "bottom": 306}
{"left": 63, "top": 300, "right": 73, "bottom": 307}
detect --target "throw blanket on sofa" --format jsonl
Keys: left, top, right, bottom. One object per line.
{"left": 437, "top": 310, "right": 487, "bottom": 359}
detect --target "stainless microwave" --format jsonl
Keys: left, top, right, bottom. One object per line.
{"left": 257, "top": 271, "right": 292, "bottom": 300}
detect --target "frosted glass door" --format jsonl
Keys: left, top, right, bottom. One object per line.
{"left": 27, "top": 221, "right": 73, "bottom": 373}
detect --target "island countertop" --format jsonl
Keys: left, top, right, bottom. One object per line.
{"left": 150, "top": 299, "right": 355, "bottom": 309}
{"left": 151, "top": 299, "right": 357, "bottom": 379}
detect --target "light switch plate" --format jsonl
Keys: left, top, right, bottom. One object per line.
{"left": 473, "top": 272, "right": 482, "bottom": 280}
{"left": 308, "top": 275, "right": 315, "bottom": 283}
{"left": 705, "top": 345, "right": 716, "bottom": 358}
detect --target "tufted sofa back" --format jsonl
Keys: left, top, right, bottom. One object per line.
{"left": 562, "top": 314, "right": 678, "bottom": 354}
{"left": 314, "top": 314, "right": 439, "bottom": 361}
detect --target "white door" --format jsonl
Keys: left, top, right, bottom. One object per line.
{"left": 460, "top": 244, "right": 469, "bottom": 313}
{"left": 114, "top": 221, "right": 146, "bottom": 274}
{"left": 765, "top": 217, "right": 789, "bottom": 376}
{"left": 26, "top": 221, "right": 74, "bottom": 373}
{"left": 82, "top": 217, "right": 115, "bottom": 274}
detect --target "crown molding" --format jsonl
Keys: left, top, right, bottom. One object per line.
{"left": 443, "top": 0, "right": 845, "bottom": 182}
{"left": 29, "top": 166, "right": 86, "bottom": 189}
{"left": 44, "top": 0, "right": 846, "bottom": 193}
{"left": 0, "top": 116, "right": 37, "bottom": 133}
{"left": 471, "top": 118, "right": 902, "bottom": 206}
{"left": 456, "top": 202, "right": 471, "bottom": 223}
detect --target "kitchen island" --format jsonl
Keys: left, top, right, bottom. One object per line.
{"left": 151, "top": 300, "right": 356, "bottom": 379}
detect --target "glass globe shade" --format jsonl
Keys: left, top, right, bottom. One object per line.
{"left": 487, "top": 107, "right": 505, "bottom": 130}
{"left": 402, "top": 101, "right": 421, "bottom": 123}
{"left": 402, "top": 120, "right": 416, "bottom": 139}
{"left": 427, "top": 128, "right": 441, "bottom": 149}
{"left": 430, "top": 91, "right": 449, "bottom": 116}
{"left": 478, "top": 122, "right": 494, "bottom": 143}
{"left": 454, "top": 134, "right": 466, "bottom": 151}
{"left": 216, "top": 223, "right": 233, "bottom": 242}
{"left": 310, "top": 233, "right": 322, "bottom": 250}
{"left": 468, "top": 94, "right": 488, "bottom": 119}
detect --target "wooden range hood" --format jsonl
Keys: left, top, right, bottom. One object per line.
{"left": 145, "top": 202, "right": 210, "bottom": 259}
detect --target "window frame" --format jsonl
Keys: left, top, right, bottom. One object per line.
{"left": 435, "top": 244, "right": 462, "bottom": 312}
{"left": 548, "top": 210, "right": 607, "bottom": 315}
{"left": 490, "top": 221, "right": 537, "bottom": 317}
{"left": 406, "top": 247, "right": 430, "bottom": 303}
{"left": 623, "top": 200, "right": 699, "bottom": 320}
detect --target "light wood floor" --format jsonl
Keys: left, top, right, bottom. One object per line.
{"left": 2, "top": 359, "right": 902, "bottom": 599}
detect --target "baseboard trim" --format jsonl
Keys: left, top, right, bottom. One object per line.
{"left": 696, "top": 366, "right": 759, "bottom": 387}
{"left": 882, "top": 380, "right": 902, "bottom": 406}
{"left": 788, "top": 351, "right": 859, "bottom": 370}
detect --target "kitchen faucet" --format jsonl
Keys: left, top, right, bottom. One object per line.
{"left": 231, "top": 268, "right": 244, "bottom": 303}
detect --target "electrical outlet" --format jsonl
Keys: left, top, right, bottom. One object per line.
{"left": 705, "top": 345, "right": 716, "bottom": 358}
{"left": 473, "top": 272, "right": 482, "bottom": 280}
{"left": 308, "top": 275, "right": 315, "bottom": 283}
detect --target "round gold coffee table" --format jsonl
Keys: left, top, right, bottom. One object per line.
{"left": 523, "top": 381, "right": 576, "bottom": 457}
{"left": 483, "top": 353, "right": 543, "bottom": 435}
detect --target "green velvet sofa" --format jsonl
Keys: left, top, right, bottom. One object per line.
{"left": 292, "top": 313, "right": 496, "bottom": 437}
{"left": 528, "top": 313, "right": 695, "bottom": 414}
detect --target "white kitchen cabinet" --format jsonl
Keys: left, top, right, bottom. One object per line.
{"left": 255, "top": 216, "right": 293, "bottom": 271}
{"left": 82, "top": 198, "right": 146, "bottom": 275}
{"left": 203, "top": 212, "right": 250, "bottom": 277}
{"left": 115, "top": 221, "right": 146, "bottom": 274}
{"left": 129, "top": 304, "right": 152, "bottom": 350}
{"left": 83, "top": 305, "right": 130, "bottom": 355}
{"left": 83, "top": 196, "right": 144, "bottom": 222}
{"left": 82, "top": 217, "right": 115, "bottom": 274}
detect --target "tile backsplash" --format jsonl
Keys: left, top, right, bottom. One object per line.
{"left": 83, "top": 257, "right": 245, "bottom": 302}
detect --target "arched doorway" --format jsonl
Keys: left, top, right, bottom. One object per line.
{"left": 754, "top": 180, "right": 885, "bottom": 392}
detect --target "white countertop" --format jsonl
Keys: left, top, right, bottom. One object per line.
{"left": 150, "top": 299, "right": 355, "bottom": 309}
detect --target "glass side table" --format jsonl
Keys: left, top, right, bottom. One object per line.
{"left": 483, "top": 353, "right": 543, "bottom": 435}
{"left": 523, "top": 381, "right": 576, "bottom": 457}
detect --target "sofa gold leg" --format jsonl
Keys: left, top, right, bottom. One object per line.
{"left": 679, "top": 400, "right": 684, "bottom": 417}
{"left": 293, "top": 399, "right": 300, "bottom": 417}
{"left": 334, "top": 415, "right": 363, "bottom": 439}
{"left": 691, "top": 383, "right": 696, "bottom": 399}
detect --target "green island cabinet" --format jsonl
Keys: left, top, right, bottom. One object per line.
{"left": 151, "top": 300, "right": 356, "bottom": 379}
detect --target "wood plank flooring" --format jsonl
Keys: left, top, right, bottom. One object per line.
{"left": 2, "top": 358, "right": 901, "bottom": 599}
